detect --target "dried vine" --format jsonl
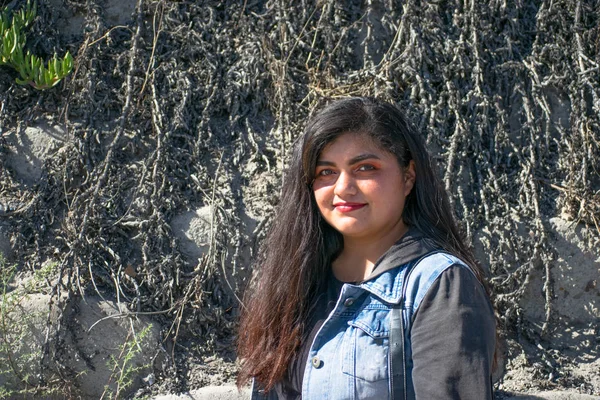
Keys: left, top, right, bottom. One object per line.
{"left": 0, "top": 0, "right": 598, "bottom": 393}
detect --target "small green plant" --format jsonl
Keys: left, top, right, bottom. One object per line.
{"left": 100, "top": 324, "right": 153, "bottom": 400}
{"left": 0, "top": 255, "right": 61, "bottom": 399}
{"left": 0, "top": 1, "right": 73, "bottom": 89}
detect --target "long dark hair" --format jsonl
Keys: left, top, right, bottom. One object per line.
{"left": 237, "top": 97, "right": 490, "bottom": 390}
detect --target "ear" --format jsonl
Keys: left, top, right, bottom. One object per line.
{"left": 403, "top": 160, "right": 416, "bottom": 196}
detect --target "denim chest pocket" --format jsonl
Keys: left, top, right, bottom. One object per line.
{"left": 342, "top": 308, "right": 390, "bottom": 382}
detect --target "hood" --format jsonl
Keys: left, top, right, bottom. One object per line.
{"left": 364, "top": 228, "right": 439, "bottom": 281}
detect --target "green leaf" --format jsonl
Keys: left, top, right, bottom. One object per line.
{"left": 11, "top": 47, "right": 23, "bottom": 65}
{"left": 33, "top": 54, "right": 41, "bottom": 70}
{"left": 44, "top": 68, "right": 52, "bottom": 85}
{"left": 0, "top": 15, "right": 8, "bottom": 33}
{"left": 64, "top": 52, "right": 73, "bottom": 72}
{"left": 22, "top": 51, "right": 33, "bottom": 73}
{"left": 9, "top": 25, "right": 18, "bottom": 54}
{"left": 15, "top": 76, "right": 30, "bottom": 86}
{"left": 1, "top": 35, "right": 9, "bottom": 57}
{"left": 61, "top": 57, "right": 68, "bottom": 76}
{"left": 29, "top": 2, "right": 37, "bottom": 25}
{"left": 52, "top": 56, "right": 60, "bottom": 75}
{"left": 17, "top": 63, "right": 30, "bottom": 80}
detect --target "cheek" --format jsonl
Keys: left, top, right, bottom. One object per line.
{"left": 386, "top": 185, "right": 408, "bottom": 210}
{"left": 313, "top": 187, "right": 331, "bottom": 212}
{"left": 366, "top": 179, "right": 406, "bottom": 208}
{"left": 357, "top": 180, "right": 385, "bottom": 197}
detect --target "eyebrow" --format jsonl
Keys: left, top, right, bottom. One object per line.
{"left": 316, "top": 153, "right": 381, "bottom": 167}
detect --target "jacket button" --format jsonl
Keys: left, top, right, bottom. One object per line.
{"left": 344, "top": 297, "right": 355, "bottom": 307}
{"left": 311, "top": 356, "right": 322, "bottom": 368}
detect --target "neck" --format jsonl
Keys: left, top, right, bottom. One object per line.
{"left": 332, "top": 223, "right": 409, "bottom": 282}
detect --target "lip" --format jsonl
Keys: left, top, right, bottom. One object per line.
{"left": 333, "top": 202, "right": 367, "bottom": 213}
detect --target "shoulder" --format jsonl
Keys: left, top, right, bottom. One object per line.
{"left": 358, "top": 251, "right": 481, "bottom": 308}
{"left": 403, "top": 251, "right": 476, "bottom": 313}
{"left": 408, "top": 258, "right": 496, "bottom": 399}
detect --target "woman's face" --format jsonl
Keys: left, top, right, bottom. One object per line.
{"left": 312, "top": 132, "right": 415, "bottom": 243}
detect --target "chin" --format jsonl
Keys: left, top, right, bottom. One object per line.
{"left": 333, "top": 225, "right": 369, "bottom": 237}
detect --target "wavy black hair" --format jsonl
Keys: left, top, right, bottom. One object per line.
{"left": 237, "top": 97, "right": 492, "bottom": 390}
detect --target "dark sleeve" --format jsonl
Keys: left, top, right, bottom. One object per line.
{"left": 410, "top": 265, "right": 496, "bottom": 400}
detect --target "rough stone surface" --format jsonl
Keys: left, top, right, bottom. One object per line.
{"left": 49, "top": 0, "right": 136, "bottom": 38}
{"left": 170, "top": 206, "right": 214, "bottom": 263}
{"left": 0, "top": 287, "right": 160, "bottom": 399}
{"left": 104, "top": 0, "right": 136, "bottom": 26}
{"left": 519, "top": 218, "right": 600, "bottom": 328}
{"left": 4, "top": 121, "right": 66, "bottom": 185}
{"left": 473, "top": 216, "right": 600, "bottom": 394}
{"left": 61, "top": 296, "right": 161, "bottom": 399}
{"left": 0, "top": 292, "right": 60, "bottom": 390}
{"left": 152, "top": 386, "right": 250, "bottom": 400}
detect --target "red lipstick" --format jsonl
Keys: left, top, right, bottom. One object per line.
{"left": 333, "top": 202, "right": 366, "bottom": 213}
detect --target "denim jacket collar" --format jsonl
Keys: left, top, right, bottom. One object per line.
{"left": 356, "top": 228, "right": 439, "bottom": 304}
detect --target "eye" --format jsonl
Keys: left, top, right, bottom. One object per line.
{"left": 317, "top": 169, "right": 335, "bottom": 176}
{"left": 356, "top": 164, "right": 375, "bottom": 172}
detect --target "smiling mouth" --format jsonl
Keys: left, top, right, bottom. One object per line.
{"left": 333, "top": 202, "right": 367, "bottom": 213}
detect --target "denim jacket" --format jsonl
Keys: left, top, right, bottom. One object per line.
{"left": 251, "top": 250, "right": 491, "bottom": 400}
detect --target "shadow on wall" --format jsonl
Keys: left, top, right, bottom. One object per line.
{"left": 518, "top": 218, "right": 599, "bottom": 330}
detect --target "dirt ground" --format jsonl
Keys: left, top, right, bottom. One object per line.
{"left": 0, "top": 0, "right": 598, "bottom": 398}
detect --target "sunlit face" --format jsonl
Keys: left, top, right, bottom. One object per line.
{"left": 312, "top": 133, "right": 415, "bottom": 243}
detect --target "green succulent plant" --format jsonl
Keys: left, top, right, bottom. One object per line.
{"left": 0, "top": 1, "right": 73, "bottom": 90}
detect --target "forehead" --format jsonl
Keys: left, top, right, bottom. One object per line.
{"left": 318, "top": 132, "right": 390, "bottom": 160}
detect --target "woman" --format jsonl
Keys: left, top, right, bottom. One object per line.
{"left": 237, "top": 97, "right": 497, "bottom": 399}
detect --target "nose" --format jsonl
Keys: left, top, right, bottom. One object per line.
{"left": 334, "top": 170, "right": 357, "bottom": 197}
